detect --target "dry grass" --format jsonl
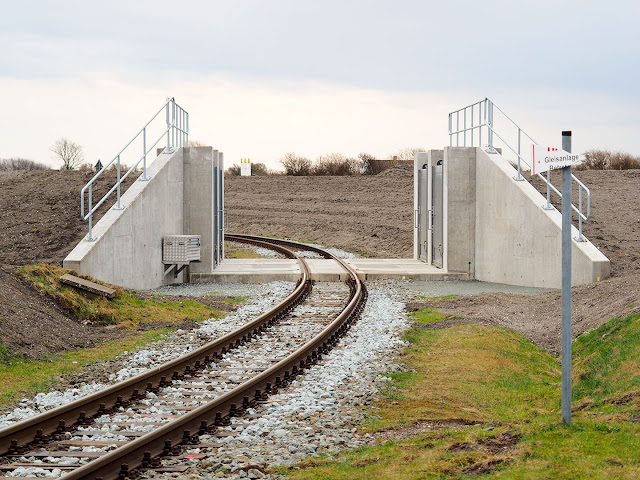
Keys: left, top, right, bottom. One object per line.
{"left": 282, "top": 314, "right": 640, "bottom": 479}
{"left": 19, "top": 264, "right": 223, "bottom": 328}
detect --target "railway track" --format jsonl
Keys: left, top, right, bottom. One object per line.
{"left": 0, "top": 235, "right": 367, "bottom": 479}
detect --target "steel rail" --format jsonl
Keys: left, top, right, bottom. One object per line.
{"left": 61, "top": 235, "right": 365, "bottom": 480}
{"left": 0, "top": 236, "right": 366, "bottom": 480}
{"left": 0, "top": 241, "right": 310, "bottom": 457}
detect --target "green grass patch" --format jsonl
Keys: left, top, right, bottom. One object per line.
{"left": 408, "top": 307, "right": 454, "bottom": 324}
{"left": 415, "top": 294, "right": 459, "bottom": 301}
{"left": 225, "top": 248, "right": 265, "bottom": 259}
{"left": 282, "top": 311, "right": 640, "bottom": 479}
{"left": 19, "top": 264, "right": 223, "bottom": 329}
{"left": 0, "top": 329, "right": 171, "bottom": 407}
{"left": 222, "top": 296, "right": 248, "bottom": 305}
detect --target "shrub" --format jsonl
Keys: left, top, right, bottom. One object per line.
{"left": 226, "top": 164, "right": 241, "bottom": 176}
{"left": 311, "top": 153, "right": 359, "bottom": 176}
{"left": 251, "top": 162, "right": 269, "bottom": 176}
{"left": 280, "top": 153, "right": 312, "bottom": 176}
{"left": 390, "top": 147, "right": 425, "bottom": 161}
{"left": 0, "top": 158, "right": 49, "bottom": 171}
{"left": 582, "top": 149, "right": 640, "bottom": 170}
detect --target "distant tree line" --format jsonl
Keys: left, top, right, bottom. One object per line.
{"left": 579, "top": 150, "right": 640, "bottom": 170}
{"left": 0, "top": 158, "right": 49, "bottom": 171}
{"left": 277, "top": 147, "right": 424, "bottom": 176}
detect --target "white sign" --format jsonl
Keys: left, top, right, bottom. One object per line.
{"left": 531, "top": 144, "right": 584, "bottom": 175}
{"left": 240, "top": 158, "right": 251, "bottom": 176}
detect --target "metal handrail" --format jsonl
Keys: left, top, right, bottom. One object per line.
{"left": 80, "top": 97, "right": 189, "bottom": 241}
{"left": 448, "top": 97, "right": 590, "bottom": 241}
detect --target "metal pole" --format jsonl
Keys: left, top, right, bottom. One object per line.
{"left": 166, "top": 98, "right": 171, "bottom": 151}
{"left": 172, "top": 100, "right": 176, "bottom": 148}
{"left": 463, "top": 109, "right": 467, "bottom": 147}
{"left": 544, "top": 169, "right": 553, "bottom": 209}
{"left": 479, "top": 102, "right": 482, "bottom": 147}
{"left": 488, "top": 101, "right": 494, "bottom": 149}
{"left": 142, "top": 128, "right": 148, "bottom": 181}
{"left": 115, "top": 155, "right": 123, "bottom": 210}
{"left": 561, "top": 130, "right": 572, "bottom": 427}
{"left": 514, "top": 128, "right": 523, "bottom": 180}
{"left": 578, "top": 188, "right": 583, "bottom": 241}
{"left": 471, "top": 105, "right": 474, "bottom": 146}
{"left": 186, "top": 112, "right": 189, "bottom": 146}
{"left": 88, "top": 184, "right": 94, "bottom": 241}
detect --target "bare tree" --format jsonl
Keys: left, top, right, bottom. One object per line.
{"left": 0, "top": 158, "right": 49, "bottom": 171}
{"left": 312, "top": 153, "right": 359, "bottom": 176}
{"left": 280, "top": 153, "right": 311, "bottom": 176}
{"left": 226, "top": 164, "right": 241, "bottom": 176}
{"left": 358, "top": 152, "right": 376, "bottom": 175}
{"left": 188, "top": 139, "right": 206, "bottom": 147}
{"left": 51, "top": 138, "right": 84, "bottom": 170}
{"left": 390, "top": 147, "right": 425, "bottom": 161}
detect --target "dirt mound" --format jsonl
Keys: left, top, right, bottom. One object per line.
{"left": 225, "top": 175, "right": 414, "bottom": 258}
{"left": 0, "top": 169, "right": 135, "bottom": 266}
{"left": 530, "top": 169, "right": 640, "bottom": 277}
{"left": 376, "top": 165, "right": 413, "bottom": 177}
{"left": 0, "top": 167, "right": 638, "bottom": 358}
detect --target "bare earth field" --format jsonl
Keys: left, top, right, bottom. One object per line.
{"left": 0, "top": 166, "right": 638, "bottom": 358}
{"left": 226, "top": 168, "right": 640, "bottom": 353}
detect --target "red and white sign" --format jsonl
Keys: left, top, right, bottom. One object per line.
{"left": 532, "top": 144, "right": 584, "bottom": 175}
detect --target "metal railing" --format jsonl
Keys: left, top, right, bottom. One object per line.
{"left": 448, "top": 98, "right": 590, "bottom": 241}
{"left": 81, "top": 98, "right": 189, "bottom": 241}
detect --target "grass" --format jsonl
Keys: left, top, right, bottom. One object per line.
{"left": 280, "top": 313, "right": 640, "bottom": 479}
{"left": 19, "top": 264, "right": 223, "bottom": 329}
{"left": 0, "top": 329, "right": 171, "bottom": 407}
{"left": 225, "top": 248, "right": 265, "bottom": 259}
{"left": 416, "top": 294, "right": 459, "bottom": 300}
{"left": 223, "top": 296, "right": 248, "bottom": 305}
{"left": 408, "top": 307, "right": 455, "bottom": 324}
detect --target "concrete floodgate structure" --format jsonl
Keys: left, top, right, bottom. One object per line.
{"left": 414, "top": 147, "right": 610, "bottom": 288}
{"left": 64, "top": 147, "right": 224, "bottom": 290}
{"left": 63, "top": 144, "right": 610, "bottom": 290}
{"left": 62, "top": 96, "right": 608, "bottom": 290}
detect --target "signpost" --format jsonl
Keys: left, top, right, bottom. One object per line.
{"left": 561, "top": 131, "right": 572, "bottom": 426}
{"left": 531, "top": 132, "right": 577, "bottom": 426}
{"left": 531, "top": 143, "right": 583, "bottom": 175}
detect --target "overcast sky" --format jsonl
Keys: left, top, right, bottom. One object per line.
{"left": 1, "top": 0, "right": 639, "bottom": 170}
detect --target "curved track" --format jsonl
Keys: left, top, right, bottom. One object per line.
{"left": 0, "top": 236, "right": 367, "bottom": 479}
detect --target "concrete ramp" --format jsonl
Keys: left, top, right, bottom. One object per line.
{"left": 64, "top": 147, "right": 222, "bottom": 290}
{"left": 474, "top": 148, "right": 610, "bottom": 287}
{"left": 441, "top": 147, "right": 610, "bottom": 288}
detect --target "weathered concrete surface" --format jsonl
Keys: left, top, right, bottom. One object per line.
{"left": 415, "top": 146, "right": 610, "bottom": 288}
{"left": 64, "top": 149, "right": 185, "bottom": 289}
{"left": 190, "top": 258, "right": 468, "bottom": 283}
{"left": 183, "top": 147, "right": 214, "bottom": 274}
{"left": 443, "top": 147, "right": 475, "bottom": 277}
{"left": 474, "top": 148, "right": 610, "bottom": 288}
{"left": 64, "top": 147, "right": 220, "bottom": 290}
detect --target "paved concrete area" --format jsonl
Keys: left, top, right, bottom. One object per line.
{"left": 189, "top": 258, "right": 468, "bottom": 283}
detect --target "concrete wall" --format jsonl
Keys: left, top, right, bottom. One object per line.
{"left": 415, "top": 146, "right": 610, "bottom": 287}
{"left": 183, "top": 147, "right": 214, "bottom": 274}
{"left": 64, "top": 147, "right": 220, "bottom": 290}
{"left": 443, "top": 148, "right": 475, "bottom": 277}
{"left": 474, "top": 148, "right": 610, "bottom": 288}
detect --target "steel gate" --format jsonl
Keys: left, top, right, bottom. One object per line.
{"left": 416, "top": 157, "right": 443, "bottom": 268}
